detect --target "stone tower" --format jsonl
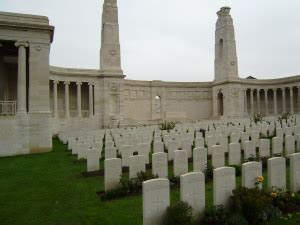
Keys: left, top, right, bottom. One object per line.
{"left": 100, "top": 0, "right": 123, "bottom": 75}
{"left": 214, "top": 7, "right": 239, "bottom": 82}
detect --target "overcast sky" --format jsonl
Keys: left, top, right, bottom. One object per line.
{"left": 1, "top": 0, "right": 299, "bottom": 81}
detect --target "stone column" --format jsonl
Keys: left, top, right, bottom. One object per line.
{"left": 15, "top": 41, "right": 29, "bottom": 114}
{"left": 89, "top": 82, "right": 94, "bottom": 117}
{"left": 250, "top": 89, "right": 254, "bottom": 115}
{"left": 298, "top": 86, "right": 300, "bottom": 113}
{"left": 273, "top": 89, "right": 277, "bottom": 115}
{"left": 244, "top": 89, "right": 248, "bottom": 115}
{"left": 76, "top": 82, "right": 82, "bottom": 117}
{"left": 64, "top": 81, "right": 70, "bottom": 118}
{"left": 264, "top": 89, "right": 268, "bottom": 115}
{"left": 257, "top": 89, "right": 260, "bottom": 113}
{"left": 53, "top": 80, "right": 59, "bottom": 117}
{"left": 282, "top": 88, "right": 286, "bottom": 113}
{"left": 290, "top": 87, "right": 294, "bottom": 114}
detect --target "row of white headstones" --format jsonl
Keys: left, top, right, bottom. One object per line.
{"left": 103, "top": 133, "right": 300, "bottom": 192}
{"left": 142, "top": 154, "right": 300, "bottom": 225}
{"left": 77, "top": 128, "right": 300, "bottom": 174}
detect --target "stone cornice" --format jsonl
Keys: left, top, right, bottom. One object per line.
{"left": 0, "top": 11, "right": 54, "bottom": 42}
{"left": 49, "top": 66, "right": 101, "bottom": 77}
{"left": 124, "top": 79, "right": 213, "bottom": 88}
{"left": 239, "top": 75, "right": 300, "bottom": 86}
{"left": 212, "top": 75, "right": 300, "bottom": 87}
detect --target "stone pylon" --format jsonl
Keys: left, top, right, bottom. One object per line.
{"left": 100, "top": 0, "right": 123, "bottom": 76}
{"left": 214, "top": 7, "right": 239, "bottom": 82}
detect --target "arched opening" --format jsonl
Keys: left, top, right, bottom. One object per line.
{"left": 219, "top": 39, "right": 224, "bottom": 58}
{"left": 218, "top": 92, "right": 224, "bottom": 116}
{"left": 154, "top": 95, "right": 161, "bottom": 114}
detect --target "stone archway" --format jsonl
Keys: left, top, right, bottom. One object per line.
{"left": 217, "top": 92, "right": 224, "bottom": 116}
{"left": 152, "top": 94, "right": 162, "bottom": 120}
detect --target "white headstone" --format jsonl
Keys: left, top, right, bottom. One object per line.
{"left": 105, "top": 146, "right": 117, "bottom": 159}
{"left": 259, "top": 139, "right": 270, "bottom": 157}
{"left": 251, "top": 131, "right": 260, "bottom": 147}
{"left": 129, "top": 155, "right": 146, "bottom": 179}
{"left": 153, "top": 142, "right": 164, "bottom": 153}
{"left": 267, "top": 157, "right": 286, "bottom": 190}
{"left": 207, "top": 136, "right": 216, "bottom": 147}
{"left": 230, "top": 133, "right": 239, "bottom": 144}
{"left": 219, "top": 135, "right": 229, "bottom": 153}
{"left": 104, "top": 158, "right": 122, "bottom": 192}
{"left": 78, "top": 143, "right": 88, "bottom": 160}
{"left": 152, "top": 152, "right": 168, "bottom": 178}
{"left": 193, "top": 147, "right": 207, "bottom": 172}
{"left": 242, "top": 162, "right": 262, "bottom": 189}
{"left": 228, "top": 143, "right": 241, "bottom": 165}
{"left": 213, "top": 167, "right": 236, "bottom": 208}
{"left": 296, "top": 134, "right": 300, "bottom": 152}
{"left": 182, "top": 138, "right": 193, "bottom": 158}
{"left": 195, "top": 137, "right": 205, "bottom": 148}
{"left": 285, "top": 135, "right": 295, "bottom": 157}
{"left": 137, "top": 143, "right": 150, "bottom": 164}
{"left": 180, "top": 172, "right": 205, "bottom": 220}
{"left": 272, "top": 137, "right": 283, "bottom": 155}
{"left": 244, "top": 141, "right": 256, "bottom": 159}
{"left": 87, "top": 149, "right": 100, "bottom": 172}
{"left": 174, "top": 150, "right": 188, "bottom": 176}
{"left": 290, "top": 153, "right": 300, "bottom": 193}
{"left": 167, "top": 140, "right": 177, "bottom": 161}
{"left": 212, "top": 145, "right": 225, "bottom": 168}
{"left": 143, "top": 179, "right": 170, "bottom": 225}
{"left": 121, "top": 145, "right": 134, "bottom": 167}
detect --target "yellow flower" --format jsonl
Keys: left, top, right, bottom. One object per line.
{"left": 271, "top": 192, "right": 278, "bottom": 198}
{"left": 257, "top": 176, "right": 264, "bottom": 182}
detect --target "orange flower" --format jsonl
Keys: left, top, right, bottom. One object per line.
{"left": 271, "top": 192, "right": 278, "bottom": 198}
{"left": 257, "top": 176, "right": 264, "bottom": 182}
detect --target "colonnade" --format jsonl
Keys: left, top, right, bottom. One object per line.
{"left": 244, "top": 87, "right": 300, "bottom": 115}
{"left": 52, "top": 80, "right": 94, "bottom": 118}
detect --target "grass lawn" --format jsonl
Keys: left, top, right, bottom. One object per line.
{"left": 0, "top": 138, "right": 300, "bottom": 225}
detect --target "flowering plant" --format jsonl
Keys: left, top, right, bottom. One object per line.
{"left": 255, "top": 176, "right": 264, "bottom": 188}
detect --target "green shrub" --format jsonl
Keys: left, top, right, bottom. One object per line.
{"left": 104, "top": 186, "right": 127, "bottom": 200}
{"left": 163, "top": 201, "right": 193, "bottom": 225}
{"left": 159, "top": 121, "right": 176, "bottom": 131}
{"left": 128, "top": 171, "right": 159, "bottom": 193}
{"left": 226, "top": 213, "right": 248, "bottom": 225}
{"left": 293, "top": 191, "right": 300, "bottom": 204}
{"left": 262, "top": 205, "right": 282, "bottom": 221}
{"left": 232, "top": 186, "right": 274, "bottom": 224}
{"left": 205, "top": 205, "right": 228, "bottom": 224}
{"left": 104, "top": 172, "right": 159, "bottom": 199}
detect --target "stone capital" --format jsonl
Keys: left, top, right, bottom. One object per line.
{"left": 15, "top": 41, "right": 29, "bottom": 48}
{"left": 53, "top": 80, "right": 59, "bottom": 85}
{"left": 64, "top": 81, "right": 70, "bottom": 85}
{"left": 88, "top": 82, "right": 94, "bottom": 86}
{"left": 76, "top": 82, "right": 82, "bottom": 86}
